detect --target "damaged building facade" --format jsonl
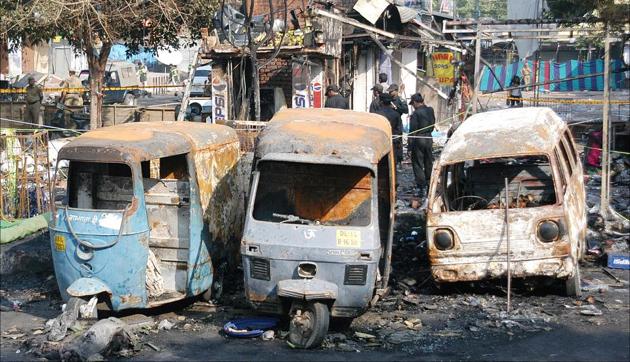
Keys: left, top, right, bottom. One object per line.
{"left": 201, "top": 0, "right": 465, "bottom": 126}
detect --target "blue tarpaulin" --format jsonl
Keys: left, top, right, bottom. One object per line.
{"left": 480, "top": 59, "right": 626, "bottom": 92}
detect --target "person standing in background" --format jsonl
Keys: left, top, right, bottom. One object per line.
{"left": 388, "top": 83, "right": 408, "bottom": 117}
{"left": 324, "top": 85, "right": 349, "bottom": 109}
{"left": 521, "top": 61, "right": 532, "bottom": 91}
{"left": 377, "top": 93, "right": 403, "bottom": 166}
{"left": 137, "top": 61, "right": 149, "bottom": 96}
{"left": 369, "top": 84, "right": 383, "bottom": 113}
{"left": 24, "top": 77, "right": 43, "bottom": 125}
{"left": 61, "top": 70, "right": 83, "bottom": 107}
{"left": 408, "top": 93, "right": 435, "bottom": 199}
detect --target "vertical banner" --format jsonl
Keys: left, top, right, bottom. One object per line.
{"left": 211, "top": 63, "right": 229, "bottom": 123}
{"left": 310, "top": 65, "right": 323, "bottom": 108}
{"left": 432, "top": 52, "right": 455, "bottom": 85}
{"left": 292, "top": 62, "right": 310, "bottom": 108}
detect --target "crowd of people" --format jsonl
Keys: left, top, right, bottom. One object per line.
{"left": 324, "top": 72, "right": 435, "bottom": 198}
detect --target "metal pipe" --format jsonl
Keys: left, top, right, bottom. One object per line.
{"left": 471, "top": 26, "right": 482, "bottom": 114}
{"left": 505, "top": 177, "right": 511, "bottom": 314}
{"left": 601, "top": 34, "right": 612, "bottom": 219}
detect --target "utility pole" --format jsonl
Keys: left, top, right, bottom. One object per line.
{"left": 475, "top": 0, "right": 480, "bottom": 19}
{"left": 600, "top": 33, "right": 611, "bottom": 219}
{"left": 471, "top": 25, "right": 482, "bottom": 114}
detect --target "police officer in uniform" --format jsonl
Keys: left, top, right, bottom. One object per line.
{"left": 408, "top": 93, "right": 435, "bottom": 198}
{"left": 62, "top": 70, "right": 83, "bottom": 107}
{"left": 387, "top": 83, "right": 408, "bottom": 116}
{"left": 24, "top": 77, "right": 43, "bottom": 125}
{"left": 377, "top": 93, "right": 403, "bottom": 165}
{"left": 369, "top": 84, "right": 383, "bottom": 113}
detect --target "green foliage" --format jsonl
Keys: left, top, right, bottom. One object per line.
{"left": 454, "top": 0, "right": 508, "bottom": 20}
{"left": 0, "top": 0, "right": 218, "bottom": 54}
{"left": 544, "top": 0, "right": 629, "bottom": 26}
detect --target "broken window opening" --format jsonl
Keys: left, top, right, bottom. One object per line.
{"left": 67, "top": 161, "right": 133, "bottom": 210}
{"left": 141, "top": 154, "right": 189, "bottom": 181}
{"left": 253, "top": 161, "right": 373, "bottom": 226}
{"left": 436, "top": 155, "right": 557, "bottom": 212}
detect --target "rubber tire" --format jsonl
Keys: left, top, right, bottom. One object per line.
{"left": 288, "top": 301, "right": 330, "bottom": 349}
{"left": 201, "top": 289, "right": 212, "bottom": 302}
{"left": 123, "top": 93, "right": 136, "bottom": 106}
{"left": 565, "top": 262, "right": 582, "bottom": 297}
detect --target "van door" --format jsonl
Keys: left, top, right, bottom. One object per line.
{"left": 554, "top": 140, "right": 581, "bottom": 258}
{"left": 142, "top": 154, "right": 191, "bottom": 301}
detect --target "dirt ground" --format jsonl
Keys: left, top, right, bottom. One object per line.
{"left": 1, "top": 106, "right": 629, "bottom": 360}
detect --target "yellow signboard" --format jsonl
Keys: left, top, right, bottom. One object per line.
{"left": 336, "top": 230, "right": 361, "bottom": 248}
{"left": 432, "top": 52, "right": 455, "bottom": 85}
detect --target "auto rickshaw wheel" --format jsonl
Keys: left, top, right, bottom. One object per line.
{"left": 201, "top": 288, "right": 212, "bottom": 302}
{"left": 288, "top": 301, "right": 329, "bottom": 349}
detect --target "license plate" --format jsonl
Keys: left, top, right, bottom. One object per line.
{"left": 54, "top": 235, "right": 66, "bottom": 251}
{"left": 336, "top": 230, "right": 361, "bottom": 248}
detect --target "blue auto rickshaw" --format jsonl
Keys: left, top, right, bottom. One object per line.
{"left": 49, "top": 122, "right": 244, "bottom": 311}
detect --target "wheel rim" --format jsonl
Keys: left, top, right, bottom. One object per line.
{"left": 291, "top": 309, "right": 315, "bottom": 340}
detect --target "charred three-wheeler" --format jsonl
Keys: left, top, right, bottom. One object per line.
{"left": 49, "top": 122, "right": 244, "bottom": 312}
{"left": 242, "top": 109, "right": 395, "bottom": 348}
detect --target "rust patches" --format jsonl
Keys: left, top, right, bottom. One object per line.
{"left": 552, "top": 241, "right": 571, "bottom": 256}
{"left": 59, "top": 122, "right": 239, "bottom": 163}
{"left": 270, "top": 108, "right": 392, "bottom": 137}
{"left": 257, "top": 108, "right": 393, "bottom": 166}
{"left": 248, "top": 291, "right": 269, "bottom": 302}
{"left": 120, "top": 294, "right": 142, "bottom": 305}
{"left": 127, "top": 197, "right": 139, "bottom": 214}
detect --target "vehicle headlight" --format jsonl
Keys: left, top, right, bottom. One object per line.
{"left": 537, "top": 220, "right": 560, "bottom": 242}
{"left": 434, "top": 229, "right": 454, "bottom": 250}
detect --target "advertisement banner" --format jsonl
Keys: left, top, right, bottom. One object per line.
{"left": 211, "top": 64, "right": 229, "bottom": 122}
{"left": 292, "top": 62, "right": 310, "bottom": 108}
{"left": 432, "top": 52, "right": 455, "bottom": 85}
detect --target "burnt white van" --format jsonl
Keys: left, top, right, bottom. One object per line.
{"left": 426, "top": 108, "right": 586, "bottom": 296}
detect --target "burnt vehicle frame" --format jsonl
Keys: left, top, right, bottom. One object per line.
{"left": 241, "top": 108, "right": 396, "bottom": 348}
{"left": 426, "top": 107, "right": 587, "bottom": 296}
{"left": 49, "top": 122, "right": 244, "bottom": 312}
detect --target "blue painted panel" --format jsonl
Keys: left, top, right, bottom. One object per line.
{"left": 49, "top": 169, "right": 151, "bottom": 311}
{"left": 185, "top": 153, "right": 213, "bottom": 297}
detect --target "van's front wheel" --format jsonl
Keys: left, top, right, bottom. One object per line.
{"left": 564, "top": 263, "right": 582, "bottom": 297}
{"left": 288, "top": 301, "right": 329, "bottom": 349}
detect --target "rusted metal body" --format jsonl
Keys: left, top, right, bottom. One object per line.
{"left": 49, "top": 122, "right": 243, "bottom": 310}
{"left": 427, "top": 108, "right": 586, "bottom": 293}
{"left": 242, "top": 108, "right": 396, "bottom": 318}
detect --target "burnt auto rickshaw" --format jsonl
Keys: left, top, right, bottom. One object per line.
{"left": 49, "top": 122, "right": 244, "bottom": 312}
{"left": 427, "top": 108, "right": 586, "bottom": 296}
{"left": 242, "top": 108, "right": 395, "bottom": 348}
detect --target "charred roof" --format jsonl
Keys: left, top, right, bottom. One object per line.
{"left": 59, "top": 122, "right": 238, "bottom": 163}
{"left": 441, "top": 107, "right": 567, "bottom": 163}
{"left": 256, "top": 108, "right": 392, "bottom": 167}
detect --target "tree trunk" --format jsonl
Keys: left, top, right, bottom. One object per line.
{"left": 252, "top": 50, "right": 261, "bottom": 121}
{"left": 85, "top": 41, "right": 112, "bottom": 129}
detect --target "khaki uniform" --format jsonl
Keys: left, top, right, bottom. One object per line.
{"left": 63, "top": 75, "right": 84, "bottom": 106}
{"left": 24, "top": 85, "right": 43, "bottom": 125}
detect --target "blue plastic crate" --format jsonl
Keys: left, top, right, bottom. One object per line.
{"left": 607, "top": 253, "right": 630, "bottom": 270}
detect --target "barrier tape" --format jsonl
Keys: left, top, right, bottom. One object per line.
{"left": 3, "top": 115, "right": 629, "bottom": 156}
{"left": 0, "top": 84, "right": 186, "bottom": 94}
{"left": 482, "top": 95, "right": 630, "bottom": 105}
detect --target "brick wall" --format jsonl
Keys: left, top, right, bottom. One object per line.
{"left": 259, "top": 56, "right": 292, "bottom": 106}
{"left": 246, "top": 0, "right": 303, "bottom": 16}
